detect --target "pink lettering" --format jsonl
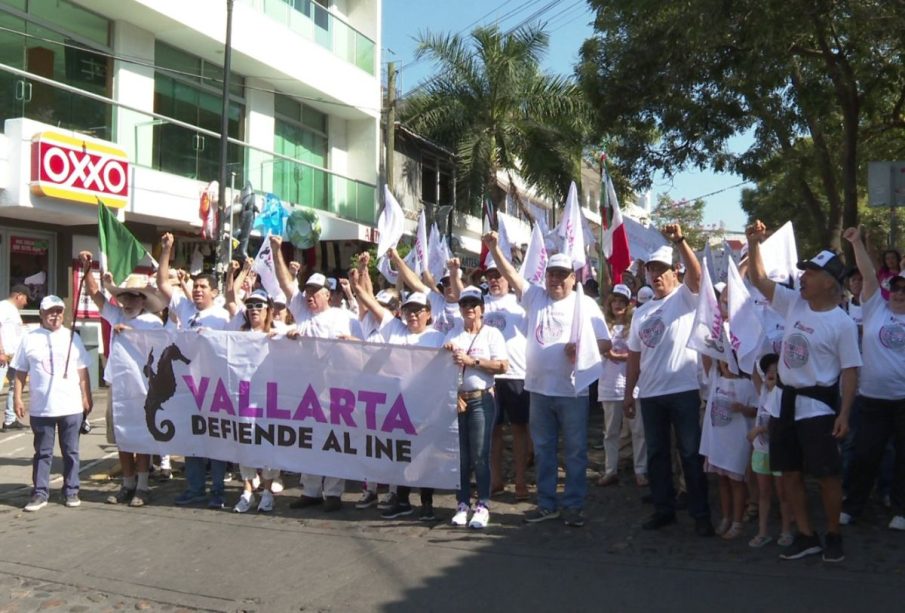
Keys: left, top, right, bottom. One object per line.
{"left": 381, "top": 394, "right": 415, "bottom": 435}
{"left": 182, "top": 375, "right": 209, "bottom": 411}
{"left": 292, "top": 385, "right": 327, "bottom": 423}
{"left": 265, "top": 382, "right": 291, "bottom": 420}
{"left": 329, "top": 387, "right": 357, "bottom": 427}
{"left": 358, "top": 390, "right": 387, "bottom": 430}
{"left": 238, "top": 380, "right": 263, "bottom": 418}
{"left": 209, "top": 378, "right": 236, "bottom": 415}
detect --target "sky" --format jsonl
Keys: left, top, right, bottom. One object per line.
{"left": 382, "top": 0, "right": 751, "bottom": 231}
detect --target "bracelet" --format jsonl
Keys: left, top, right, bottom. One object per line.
{"left": 674, "top": 236, "right": 685, "bottom": 244}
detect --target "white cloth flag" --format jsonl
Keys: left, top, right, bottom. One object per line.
{"left": 601, "top": 174, "right": 621, "bottom": 258}
{"left": 703, "top": 243, "right": 717, "bottom": 285}
{"left": 252, "top": 233, "right": 282, "bottom": 301}
{"left": 519, "top": 222, "right": 548, "bottom": 286}
{"left": 687, "top": 257, "right": 736, "bottom": 371}
{"left": 109, "top": 330, "right": 461, "bottom": 489}
{"left": 727, "top": 256, "right": 763, "bottom": 374}
{"left": 412, "top": 209, "right": 429, "bottom": 275}
{"left": 623, "top": 216, "right": 670, "bottom": 261}
{"left": 569, "top": 283, "right": 602, "bottom": 392}
{"left": 760, "top": 221, "right": 798, "bottom": 285}
{"left": 427, "top": 223, "right": 448, "bottom": 283}
{"left": 557, "top": 181, "right": 586, "bottom": 270}
{"left": 377, "top": 186, "right": 406, "bottom": 284}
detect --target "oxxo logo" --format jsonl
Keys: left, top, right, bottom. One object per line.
{"left": 30, "top": 131, "right": 129, "bottom": 208}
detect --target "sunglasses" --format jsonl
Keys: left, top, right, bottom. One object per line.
{"left": 485, "top": 270, "right": 502, "bottom": 280}
{"left": 246, "top": 302, "right": 269, "bottom": 311}
{"left": 459, "top": 300, "right": 482, "bottom": 308}
{"left": 402, "top": 305, "right": 427, "bottom": 315}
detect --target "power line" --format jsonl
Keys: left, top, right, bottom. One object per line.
{"left": 0, "top": 24, "right": 380, "bottom": 112}
{"left": 684, "top": 181, "right": 752, "bottom": 202}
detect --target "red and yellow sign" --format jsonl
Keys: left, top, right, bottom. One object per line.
{"left": 30, "top": 131, "right": 130, "bottom": 208}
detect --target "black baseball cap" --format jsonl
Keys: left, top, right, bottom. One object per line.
{"left": 796, "top": 250, "right": 846, "bottom": 284}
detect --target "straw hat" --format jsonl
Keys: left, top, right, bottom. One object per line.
{"left": 109, "top": 274, "right": 167, "bottom": 313}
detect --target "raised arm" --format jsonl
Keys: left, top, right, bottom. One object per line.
{"left": 662, "top": 224, "right": 700, "bottom": 293}
{"left": 156, "top": 233, "right": 175, "bottom": 301}
{"left": 482, "top": 231, "right": 526, "bottom": 299}
{"left": 269, "top": 234, "right": 297, "bottom": 300}
{"left": 445, "top": 258, "right": 463, "bottom": 302}
{"left": 388, "top": 247, "right": 430, "bottom": 294}
{"left": 225, "top": 259, "right": 251, "bottom": 317}
{"left": 745, "top": 220, "right": 775, "bottom": 302}
{"left": 78, "top": 251, "right": 106, "bottom": 311}
{"left": 351, "top": 253, "right": 387, "bottom": 321}
{"left": 842, "top": 227, "right": 879, "bottom": 301}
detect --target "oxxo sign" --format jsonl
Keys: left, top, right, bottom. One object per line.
{"left": 30, "top": 131, "right": 130, "bottom": 208}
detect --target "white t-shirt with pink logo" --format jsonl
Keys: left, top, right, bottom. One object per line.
{"left": 770, "top": 285, "right": 862, "bottom": 420}
{"left": 483, "top": 292, "right": 527, "bottom": 380}
{"left": 443, "top": 325, "right": 507, "bottom": 392}
{"left": 627, "top": 284, "right": 699, "bottom": 398}
{"left": 858, "top": 291, "right": 905, "bottom": 399}
{"left": 520, "top": 284, "right": 609, "bottom": 397}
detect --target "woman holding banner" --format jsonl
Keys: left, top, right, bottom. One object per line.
{"left": 225, "top": 262, "right": 281, "bottom": 514}
{"left": 444, "top": 286, "right": 509, "bottom": 529}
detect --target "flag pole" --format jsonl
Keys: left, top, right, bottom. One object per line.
{"left": 64, "top": 254, "right": 90, "bottom": 378}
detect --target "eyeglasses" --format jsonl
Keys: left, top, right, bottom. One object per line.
{"left": 246, "top": 303, "right": 268, "bottom": 311}
{"left": 402, "top": 306, "right": 427, "bottom": 315}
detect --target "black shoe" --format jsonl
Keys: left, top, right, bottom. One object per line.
{"left": 779, "top": 533, "right": 823, "bottom": 560}
{"left": 381, "top": 502, "right": 414, "bottom": 519}
{"left": 822, "top": 532, "right": 844, "bottom": 563}
{"left": 323, "top": 496, "right": 342, "bottom": 512}
{"left": 419, "top": 504, "right": 437, "bottom": 522}
{"left": 289, "top": 495, "right": 322, "bottom": 510}
{"left": 694, "top": 517, "right": 715, "bottom": 537}
{"left": 642, "top": 512, "right": 677, "bottom": 530}
{"left": 2, "top": 420, "right": 27, "bottom": 432}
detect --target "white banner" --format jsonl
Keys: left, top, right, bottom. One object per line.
{"left": 109, "top": 331, "right": 461, "bottom": 489}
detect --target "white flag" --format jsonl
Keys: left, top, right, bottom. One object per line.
{"left": 687, "top": 257, "right": 733, "bottom": 367}
{"left": 570, "top": 283, "right": 602, "bottom": 393}
{"left": 519, "top": 223, "right": 548, "bottom": 286}
{"left": 427, "top": 223, "right": 447, "bottom": 283}
{"left": 376, "top": 186, "right": 406, "bottom": 284}
{"left": 760, "top": 221, "right": 799, "bottom": 285}
{"left": 252, "top": 233, "right": 281, "bottom": 300}
{"left": 727, "top": 256, "right": 763, "bottom": 374}
{"left": 557, "top": 181, "right": 586, "bottom": 270}
{"left": 413, "top": 209, "right": 429, "bottom": 275}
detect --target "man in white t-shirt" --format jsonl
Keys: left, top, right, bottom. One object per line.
{"left": 623, "top": 224, "right": 714, "bottom": 537}
{"left": 386, "top": 247, "right": 463, "bottom": 335}
{"left": 157, "top": 233, "right": 232, "bottom": 509}
{"left": 482, "top": 256, "right": 531, "bottom": 500}
{"left": 81, "top": 251, "right": 165, "bottom": 508}
{"left": 484, "top": 232, "right": 611, "bottom": 528}
{"left": 271, "top": 235, "right": 363, "bottom": 512}
{"left": 13, "top": 295, "right": 93, "bottom": 512}
{"left": 1, "top": 284, "right": 29, "bottom": 431}
{"left": 747, "top": 220, "right": 860, "bottom": 563}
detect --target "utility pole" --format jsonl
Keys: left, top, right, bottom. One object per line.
{"left": 385, "top": 62, "right": 396, "bottom": 192}
{"left": 215, "top": 0, "right": 234, "bottom": 286}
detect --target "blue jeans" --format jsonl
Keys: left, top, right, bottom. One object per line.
{"left": 529, "top": 392, "right": 589, "bottom": 512}
{"left": 640, "top": 390, "right": 710, "bottom": 519}
{"left": 31, "top": 413, "right": 82, "bottom": 499}
{"left": 1, "top": 366, "right": 15, "bottom": 424}
{"left": 457, "top": 392, "right": 495, "bottom": 506}
{"left": 184, "top": 457, "right": 226, "bottom": 498}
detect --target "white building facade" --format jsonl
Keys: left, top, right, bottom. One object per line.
{"left": 0, "top": 0, "right": 381, "bottom": 313}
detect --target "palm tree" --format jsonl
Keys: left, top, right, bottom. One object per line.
{"left": 401, "top": 25, "right": 587, "bottom": 216}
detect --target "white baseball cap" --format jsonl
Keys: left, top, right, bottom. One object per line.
{"left": 40, "top": 295, "right": 65, "bottom": 311}
{"left": 612, "top": 284, "right": 632, "bottom": 300}
{"left": 637, "top": 286, "right": 654, "bottom": 304}
{"left": 402, "top": 291, "right": 429, "bottom": 307}
{"left": 458, "top": 286, "right": 484, "bottom": 303}
{"left": 546, "top": 253, "right": 573, "bottom": 271}
{"left": 646, "top": 245, "right": 674, "bottom": 266}
{"left": 305, "top": 272, "right": 327, "bottom": 289}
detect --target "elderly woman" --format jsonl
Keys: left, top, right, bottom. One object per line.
{"left": 840, "top": 228, "right": 905, "bottom": 530}
{"left": 444, "top": 286, "right": 508, "bottom": 529}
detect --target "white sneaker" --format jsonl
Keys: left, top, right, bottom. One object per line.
{"left": 270, "top": 478, "right": 284, "bottom": 494}
{"left": 839, "top": 512, "right": 854, "bottom": 525}
{"left": 469, "top": 504, "right": 490, "bottom": 529}
{"left": 451, "top": 502, "right": 470, "bottom": 527}
{"left": 234, "top": 493, "right": 255, "bottom": 513}
{"left": 889, "top": 515, "right": 905, "bottom": 531}
{"left": 257, "top": 490, "right": 274, "bottom": 513}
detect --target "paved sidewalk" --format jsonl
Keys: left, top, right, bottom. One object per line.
{"left": 1, "top": 388, "right": 903, "bottom": 611}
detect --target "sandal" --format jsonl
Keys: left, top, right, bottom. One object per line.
{"left": 635, "top": 474, "right": 649, "bottom": 487}
{"left": 715, "top": 518, "right": 732, "bottom": 536}
{"left": 596, "top": 474, "right": 619, "bottom": 487}
{"left": 748, "top": 534, "right": 772, "bottom": 548}
{"left": 778, "top": 532, "right": 794, "bottom": 547}
{"left": 722, "top": 521, "right": 744, "bottom": 540}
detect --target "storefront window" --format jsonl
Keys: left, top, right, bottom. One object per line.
{"left": 5, "top": 232, "right": 53, "bottom": 311}
{"left": 0, "top": 1, "right": 111, "bottom": 137}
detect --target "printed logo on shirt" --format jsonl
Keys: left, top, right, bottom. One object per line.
{"left": 710, "top": 387, "right": 735, "bottom": 427}
{"left": 433, "top": 315, "right": 456, "bottom": 333}
{"left": 483, "top": 312, "right": 506, "bottom": 331}
{"left": 638, "top": 316, "right": 666, "bottom": 348}
{"left": 878, "top": 319, "right": 905, "bottom": 350}
{"left": 782, "top": 332, "right": 810, "bottom": 369}
{"left": 535, "top": 315, "right": 565, "bottom": 345}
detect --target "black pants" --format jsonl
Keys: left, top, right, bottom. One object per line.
{"left": 843, "top": 396, "right": 905, "bottom": 517}
{"left": 397, "top": 486, "right": 434, "bottom": 506}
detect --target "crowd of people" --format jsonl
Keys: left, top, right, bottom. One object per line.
{"left": 2, "top": 222, "right": 903, "bottom": 564}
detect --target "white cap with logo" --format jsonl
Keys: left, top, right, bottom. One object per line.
{"left": 546, "top": 253, "right": 573, "bottom": 271}
{"left": 40, "top": 295, "right": 65, "bottom": 311}
{"left": 305, "top": 273, "right": 327, "bottom": 289}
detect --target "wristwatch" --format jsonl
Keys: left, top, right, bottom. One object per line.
{"left": 474, "top": 358, "right": 481, "bottom": 368}
{"left": 674, "top": 236, "right": 686, "bottom": 244}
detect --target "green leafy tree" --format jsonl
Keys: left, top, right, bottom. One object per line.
{"left": 402, "top": 25, "right": 588, "bottom": 215}
{"left": 577, "top": 0, "right": 905, "bottom": 258}
{"left": 651, "top": 194, "right": 709, "bottom": 251}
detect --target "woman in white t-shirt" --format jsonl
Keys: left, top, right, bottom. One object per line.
{"left": 597, "top": 284, "right": 647, "bottom": 488}
{"left": 841, "top": 228, "right": 905, "bottom": 530}
{"left": 443, "top": 286, "right": 508, "bottom": 529}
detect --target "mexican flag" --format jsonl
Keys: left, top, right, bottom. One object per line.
{"left": 98, "top": 200, "right": 155, "bottom": 283}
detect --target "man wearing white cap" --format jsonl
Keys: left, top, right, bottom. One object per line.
{"left": 747, "top": 220, "right": 860, "bottom": 563}
{"left": 623, "top": 224, "right": 714, "bottom": 536}
{"left": 157, "top": 232, "right": 232, "bottom": 509}
{"left": 483, "top": 232, "right": 611, "bottom": 528}
{"left": 270, "top": 235, "right": 363, "bottom": 512}
{"left": 386, "top": 247, "right": 464, "bottom": 334}
{"left": 13, "top": 295, "right": 93, "bottom": 511}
